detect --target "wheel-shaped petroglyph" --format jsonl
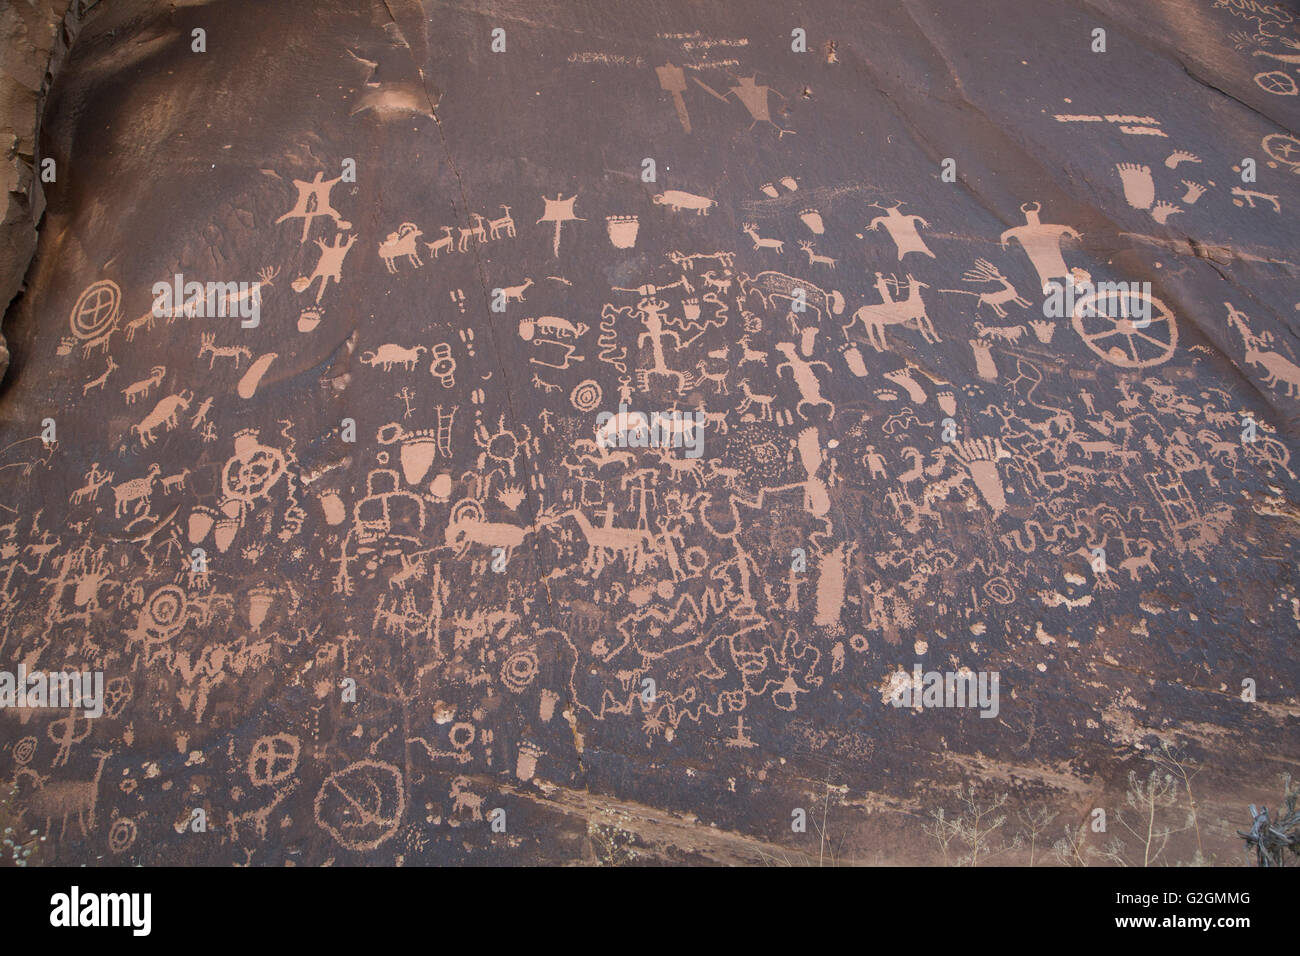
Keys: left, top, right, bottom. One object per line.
{"left": 1072, "top": 289, "right": 1177, "bottom": 368}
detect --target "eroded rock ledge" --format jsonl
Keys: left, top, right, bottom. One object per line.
{"left": 0, "top": 0, "right": 95, "bottom": 382}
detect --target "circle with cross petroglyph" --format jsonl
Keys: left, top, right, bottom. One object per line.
{"left": 70, "top": 280, "right": 121, "bottom": 340}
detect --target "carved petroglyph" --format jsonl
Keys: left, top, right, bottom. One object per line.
{"left": 378, "top": 223, "right": 424, "bottom": 273}
{"left": 276, "top": 171, "right": 352, "bottom": 243}
{"left": 292, "top": 233, "right": 357, "bottom": 304}
{"left": 939, "top": 260, "right": 1028, "bottom": 319}
{"left": 843, "top": 274, "right": 938, "bottom": 351}
{"left": 6, "top": 21, "right": 1297, "bottom": 869}
{"left": 1000, "top": 202, "right": 1081, "bottom": 289}
{"left": 867, "top": 202, "right": 935, "bottom": 260}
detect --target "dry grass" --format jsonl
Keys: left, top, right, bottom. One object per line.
{"left": 922, "top": 786, "right": 1009, "bottom": 866}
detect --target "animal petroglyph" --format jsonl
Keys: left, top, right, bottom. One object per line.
{"left": 654, "top": 190, "right": 717, "bottom": 214}
{"left": 843, "top": 274, "right": 938, "bottom": 351}
{"left": 378, "top": 223, "right": 424, "bottom": 272}
{"left": 131, "top": 392, "right": 193, "bottom": 447}
{"left": 6, "top": 9, "right": 1298, "bottom": 872}
{"left": 360, "top": 344, "right": 427, "bottom": 372}
{"left": 939, "top": 260, "right": 1029, "bottom": 318}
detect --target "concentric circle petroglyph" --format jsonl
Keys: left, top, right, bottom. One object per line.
{"left": 569, "top": 379, "right": 603, "bottom": 412}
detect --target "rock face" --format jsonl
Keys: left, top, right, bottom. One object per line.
{"left": 0, "top": 0, "right": 89, "bottom": 383}
{"left": 0, "top": 0, "right": 1297, "bottom": 865}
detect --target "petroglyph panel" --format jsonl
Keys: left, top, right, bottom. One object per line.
{"left": 0, "top": 0, "right": 1295, "bottom": 867}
